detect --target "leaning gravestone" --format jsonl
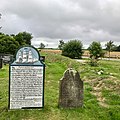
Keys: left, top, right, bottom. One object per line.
{"left": 9, "top": 46, "right": 45, "bottom": 109}
{"left": 59, "top": 68, "right": 83, "bottom": 108}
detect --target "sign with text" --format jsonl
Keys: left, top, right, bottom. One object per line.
{"left": 9, "top": 46, "right": 45, "bottom": 109}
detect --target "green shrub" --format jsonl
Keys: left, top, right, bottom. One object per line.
{"left": 88, "top": 41, "right": 104, "bottom": 66}
{"left": 62, "top": 40, "right": 83, "bottom": 59}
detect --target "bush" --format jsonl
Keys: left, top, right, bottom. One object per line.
{"left": 62, "top": 40, "right": 83, "bottom": 59}
{"left": 88, "top": 41, "right": 104, "bottom": 66}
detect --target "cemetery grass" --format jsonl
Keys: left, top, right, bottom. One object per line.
{"left": 0, "top": 52, "right": 120, "bottom": 120}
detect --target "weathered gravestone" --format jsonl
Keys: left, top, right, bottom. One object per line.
{"left": 3, "top": 54, "right": 13, "bottom": 64}
{"left": 0, "top": 54, "right": 13, "bottom": 64}
{"left": 9, "top": 46, "right": 45, "bottom": 109}
{"left": 59, "top": 68, "right": 83, "bottom": 108}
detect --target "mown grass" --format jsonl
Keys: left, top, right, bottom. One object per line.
{"left": 0, "top": 51, "right": 120, "bottom": 120}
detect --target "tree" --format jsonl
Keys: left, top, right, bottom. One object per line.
{"left": 88, "top": 41, "right": 104, "bottom": 66}
{"left": 0, "top": 34, "right": 19, "bottom": 54}
{"left": 58, "top": 40, "right": 65, "bottom": 50}
{"left": 14, "top": 31, "right": 33, "bottom": 46}
{"left": 0, "top": 32, "right": 5, "bottom": 38}
{"left": 113, "top": 45, "right": 120, "bottom": 52}
{"left": 62, "top": 40, "right": 83, "bottom": 59}
{"left": 39, "top": 43, "right": 45, "bottom": 49}
{"left": 105, "top": 40, "right": 115, "bottom": 58}
{"left": 116, "top": 45, "right": 120, "bottom": 51}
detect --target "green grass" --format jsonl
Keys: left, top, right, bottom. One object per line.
{"left": 0, "top": 52, "right": 120, "bottom": 120}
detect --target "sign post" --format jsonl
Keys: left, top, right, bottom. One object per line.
{"left": 9, "top": 46, "right": 45, "bottom": 109}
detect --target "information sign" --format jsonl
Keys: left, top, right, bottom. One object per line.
{"left": 9, "top": 46, "right": 45, "bottom": 109}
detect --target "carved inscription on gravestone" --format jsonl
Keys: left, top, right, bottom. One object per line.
{"left": 9, "top": 46, "right": 45, "bottom": 109}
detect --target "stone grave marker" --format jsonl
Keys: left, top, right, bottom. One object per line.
{"left": 0, "top": 54, "right": 13, "bottom": 64}
{"left": 9, "top": 46, "right": 45, "bottom": 109}
{"left": 59, "top": 68, "right": 83, "bottom": 108}
{"left": 3, "top": 54, "right": 13, "bottom": 64}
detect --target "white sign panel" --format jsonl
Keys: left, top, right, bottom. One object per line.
{"left": 10, "top": 66, "right": 44, "bottom": 109}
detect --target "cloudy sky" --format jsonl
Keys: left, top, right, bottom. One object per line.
{"left": 0, "top": 0, "right": 120, "bottom": 48}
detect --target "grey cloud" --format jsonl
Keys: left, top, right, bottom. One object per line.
{"left": 1, "top": 0, "right": 120, "bottom": 48}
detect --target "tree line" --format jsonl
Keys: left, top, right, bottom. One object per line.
{"left": 0, "top": 32, "right": 32, "bottom": 54}
{"left": 58, "top": 40, "right": 120, "bottom": 66}
{"left": 0, "top": 29, "right": 119, "bottom": 66}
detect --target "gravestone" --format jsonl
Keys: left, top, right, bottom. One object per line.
{"left": 59, "top": 68, "right": 83, "bottom": 108}
{"left": 9, "top": 46, "right": 45, "bottom": 109}
{"left": 0, "top": 54, "right": 13, "bottom": 64}
{"left": 3, "top": 54, "right": 13, "bottom": 64}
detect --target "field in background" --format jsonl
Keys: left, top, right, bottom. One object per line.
{"left": 0, "top": 51, "right": 120, "bottom": 120}
{"left": 41, "top": 49, "right": 120, "bottom": 59}
{"left": 83, "top": 50, "right": 120, "bottom": 59}
{"left": 40, "top": 49, "right": 62, "bottom": 54}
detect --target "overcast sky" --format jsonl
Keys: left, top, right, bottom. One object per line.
{"left": 1, "top": 0, "right": 120, "bottom": 48}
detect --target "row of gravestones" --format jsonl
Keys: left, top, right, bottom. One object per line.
{"left": 8, "top": 46, "right": 83, "bottom": 109}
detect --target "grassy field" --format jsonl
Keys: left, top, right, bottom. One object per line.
{"left": 0, "top": 51, "right": 120, "bottom": 120}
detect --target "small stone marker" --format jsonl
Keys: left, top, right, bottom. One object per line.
{"left": 59, "top": 68, "right": 83, "bottom": 108}
{"left": 9, "top": 46, "right": 45, "bottom": 109}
